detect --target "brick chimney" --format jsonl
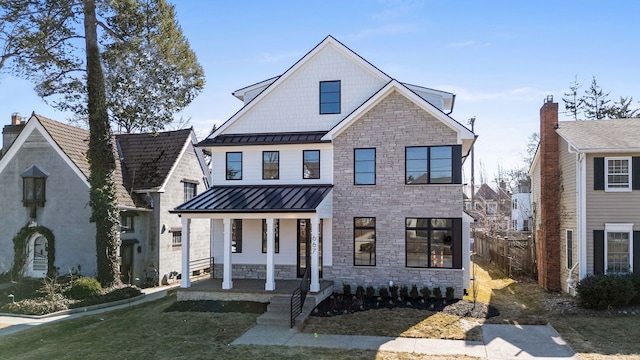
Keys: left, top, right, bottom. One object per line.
{"left": 537, "top": 96, "right": 561, "bottom": 291}
{"left": 2, "top": 113, "right": 25, "bottom": 156}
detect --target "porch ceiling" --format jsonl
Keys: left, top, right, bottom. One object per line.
{"left": 171, "top": 184, "right": 333, "bottom": 214}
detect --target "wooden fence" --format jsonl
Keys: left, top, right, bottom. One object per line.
{"left": 473, "top": 231, "right": 536, "bottom": 278}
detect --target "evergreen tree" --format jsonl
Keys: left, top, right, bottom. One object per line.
{"left": 583, "top": 77, "right": 611, "bottom": 120}
{"left": 607, "top": 96, "right": 639, "bottom": 119}
{"left": 562, "top": 76, "right": 583, "bottom": 120}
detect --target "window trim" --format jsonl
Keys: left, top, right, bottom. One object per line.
{"left": 226, "top": 152, "right": 243, "bottom": 180}
{"left": 262, "top": 151, "right": 280, "bottom": 180}
{"left": 566, "top": 229, "right": 573, "bottom": 270}
{"left": 354, "top": 148, "right": 376, "bottom": 185}
{"left": 262, "top": 219, "right": 280, "bottom": 253}
{"left": 604, "top": 223, "right": 633, "bottom": 274}
{"left": 354, "top": 217, "right": 376, "bottom": 266}
{"left": 303, "top": 150, "right": 321, "bottom": 179}
{"left": 605, "top": 156, "right": 632, "bottom": 192}
{"left": 319, "top": 80, "right": 341, "bottom": 115}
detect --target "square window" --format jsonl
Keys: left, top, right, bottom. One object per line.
{"left": 320, "top": 81, "right": 340, "bottom": 114}
{"left": 605, "top": 157, "right": 631, "bottom": 191}
{"left": 226, "top": 152, "right": 242, "bottom": 180}
{"left": 263, "top": 151, "right": 279, "bottom": 180}
{"left": 354, "top": 148, "right": 375, "bottom": 185}
{"left": 406, "top": 217, "right": 455, "bottom": 268}
{"left": 120, "top": 215, "right": 135, "bottom": 233}
{"left": 354, "top": 217, "right": 376, "bottom": 266}
{"left": 303, "top": 150, "right": 320, "bottom": 179}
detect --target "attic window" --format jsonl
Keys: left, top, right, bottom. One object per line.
{"left": 22, "top": 165, "right": 48, "bottom": 207}
{"left": 320, "top": 81, "right": 341, "bottom": 114}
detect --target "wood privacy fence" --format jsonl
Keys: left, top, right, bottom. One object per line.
{"left": 473, "top": 231, "right": 536, "bottom": 278}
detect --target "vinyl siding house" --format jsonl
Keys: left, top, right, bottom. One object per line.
{"left": 0, "top": 113, "right": 210, "bottom": 285}
{"left": 172, "top": 36, "right": 476, "bottom": 297}
{"left": 531, "top": 96, "right": 640, "bottom": 294}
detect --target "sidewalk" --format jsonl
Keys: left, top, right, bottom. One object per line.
{"left": 231, "top": 322, "right": 580, "bottom": 359}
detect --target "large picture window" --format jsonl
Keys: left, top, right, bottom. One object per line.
{"left": 262, "top": 219, "right": 280, "bottom": 253}
{"left": 405, "top": 146, "right": 455, "bottom": 184}
{"left": 232, "top": 219, "right": 242, "bottom": 253}
{"left": 354, "top": 217, "right": 376, "bottom": 266}
{"left": 226, "top": 152, "right": 242, "bottom": 180}
{"left": 303, "top": 150, "right": 320, "bottom": 179}
{"left": 263, "top": 151, "right": 279, "bottom": 180}
{"left": 319, "top": 80, "right": 340, "bottom": 114}
{"left": 354, "top": 148, "right": 375, "bottom": 185}
{"left": 406, "top": 218, "right": 454, "bottom": 268}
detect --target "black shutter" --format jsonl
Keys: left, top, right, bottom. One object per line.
{"left": 634, "top": 231, "right": 640, "bottom": 273}
{"left": 452, "top": 218, "right": 463, "bottom": 269}
{"left": 593, "top": 230, "right": 604, "bottom": 274}
{"left": 594, "top": 157, "right": 605, "bottom": 190}
{"left": 452, "top": 145, "right": 462, "bottom": 184}
{"left": 633, "top": 157, "right": 640, "bottom": 190}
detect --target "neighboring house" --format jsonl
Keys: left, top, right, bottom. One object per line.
{"left": 465, "top": 183, "right": 511, "bottom": 232}
{"left": 172, "top": 36, "right": 476, "bottom": 297}
{"left": 511, "top": 190, "right": 532, "bottom": 232}
{"left": 531, "top": 95, "right": 640, "bottom": 294}
{"left": 0, "top": 113, "right": 210, "bottom": 285}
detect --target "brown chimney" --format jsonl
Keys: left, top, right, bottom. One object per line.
{"left": 11, "top": 113, "right": 22, "bottom": 125}
{"left": 537, "top": 95, "right": 561, "bottom": 291}
{"left": 2, "top": 113, "right": 26, "bottom": 156}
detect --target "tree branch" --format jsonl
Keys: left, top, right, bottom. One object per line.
{"left": 96, "top": 20, "right": 125, "bottom": 41}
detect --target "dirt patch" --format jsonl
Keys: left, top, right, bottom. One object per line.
{"left": 164, "top": 300, "right": 268, "bottom": 314}
{"left": 310, "top": 293, "right": 499, "bottom": 319}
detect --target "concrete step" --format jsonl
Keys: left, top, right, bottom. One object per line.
{"left": 257, "top": 295, "right": 318, "bottom": 327}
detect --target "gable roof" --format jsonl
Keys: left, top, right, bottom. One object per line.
{"left": 556, "top": 118, "right": 640, "bottom": 153}
{"left": 475, "top": 184, "right": 498, "bottom": 201}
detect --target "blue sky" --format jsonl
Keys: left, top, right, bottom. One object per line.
{"left": 1, "top": 0, "right": 639, "bottom": 184}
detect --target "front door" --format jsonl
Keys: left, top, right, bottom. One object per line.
{"left": 120, "top": 244, "right": 134, "bottom": 284}
{"left": 297, "top": 219, "right": 322, "bottom": 278}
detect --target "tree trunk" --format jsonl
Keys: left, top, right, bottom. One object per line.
{"left": 84, "top": 0, "right": 120, "bottom": 286}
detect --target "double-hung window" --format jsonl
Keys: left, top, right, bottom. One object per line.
{"left": 606, "top": 157, "right": 631, "bottom": 191}
{"left": 319, "top": 80, "right": 340, "bottom": 114}
{"left": 405, "top": 146, "right": 455, "bottom": 184}
{"left": 263, "top": 151, "right": 279, "bottom": 180}
{"left": 226, "top": 152, "right": 242, "bottom": 180}
{"left": 354, "top": 217, "right": 376, "bottom": 266}
{"left": 354, "top": 148, "right": 375, "bottom": 185}
{"left": 406, "top": 218, "right": 455, "bottom": 268}
{"left": 303, "top": 150, "right": 320, "bottom": 179}
{"left": 605, "top": 223, "right": 633, "bottom": 274}
{"left": 262, "top": 219, "right": 280, "bottom": 253}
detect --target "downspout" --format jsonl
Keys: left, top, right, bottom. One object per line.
{"left": 567, "top": 142, "right": 585, "bottom": 295}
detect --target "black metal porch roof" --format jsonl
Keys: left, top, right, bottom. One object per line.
{"left": 171, "top": 184, "right": 333, "bottom": 214}
{"left": 199, "top": 131, "right": 330, "bottom": 146}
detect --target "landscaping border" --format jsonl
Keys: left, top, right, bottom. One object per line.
{"left": 0, "top": 293, "right": 145, "bottom": 319}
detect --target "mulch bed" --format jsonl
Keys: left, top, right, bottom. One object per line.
{"left": 310, "top": 293, "right": 499, "bottom": 319}
{"left": 164, "top": 300, "right": 268, "bottom": 314}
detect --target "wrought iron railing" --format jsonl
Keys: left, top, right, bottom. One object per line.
{"left": 290, "top": 267, "right": 311, "bottom": 328}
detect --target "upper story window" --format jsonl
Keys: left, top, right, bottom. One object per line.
{"left": 183, "top": 181, "right": 197, "bottom": 201}
{"left": 226, "top": 152, "right": 242, "bottom": 180}
{"left": 120, "top": 214, "right": 135, "bottom": 233}
{"left": 606, "top": 157, "right": 631, "bottom": 191}
{"left": 512, "top": 199, "right": 518, "bottom": 209}
{"left": 303, "top": 150, "right": 320, "bottom": 179}
{"left": 405, "top": 146, "right": 456, "bottom": 184}
{"left": 263, "top": 151, "right": 280, "bottom": 180}
{"left": 21, "top": 165, "right": 48, "bottom": 207}
{"left": 319, "top": 80, "right": 341, "bottom": 114}
{"left": 354, "top": 148, "right": 375, "bottom": 185}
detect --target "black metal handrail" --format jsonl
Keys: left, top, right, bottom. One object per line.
{"left": 290, "top": 267, "right": 311, "bottom": 328}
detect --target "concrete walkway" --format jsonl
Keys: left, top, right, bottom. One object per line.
{"left": 231, "top": 323, "right": 580, "bottom": 359}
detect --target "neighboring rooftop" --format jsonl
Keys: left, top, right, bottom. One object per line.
{"left": 556, "top": 118, "right": 640, "bottom": 152}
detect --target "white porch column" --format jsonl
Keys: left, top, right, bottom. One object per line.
{"left": 310, "top": 215, "right": 320, "bottom": 292}
{"left": 222, "top": 218, "right": 233, "bottom": 289}
{"left": 180, "top": 217, "right": 191, "bottom": 288}
{"left": 265, "top": 217, "right": 276, "bottom": 291}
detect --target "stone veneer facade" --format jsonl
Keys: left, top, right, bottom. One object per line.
{"left": 328, "top": 91, "right": 466, "bottom": 297}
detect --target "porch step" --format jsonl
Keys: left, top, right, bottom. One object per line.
{"left": 256, "top": 295, "right": 317, "bottom": 327}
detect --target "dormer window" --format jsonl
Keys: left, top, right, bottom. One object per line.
{"left": 22, "top": 165, "right": 48, "bottom": 207}
{"left": 320, "top": 80, "right": 341, "bottom": 114}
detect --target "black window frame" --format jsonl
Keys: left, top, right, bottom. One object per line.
{"left": 232, "top": 219, "right": 242, "bottom": 253}
{"left": 303, "top": 150, "right": 321, "bottom": 179}
{"left": 22, "top": 177, "right": 46, "bottom": 207}
{"left": 354, "top": 148, "right": 376, "bottom": 185}
{"left": 226, "top": 152, "right": 243, "bottom": 180}
{"left": 120, "top": 214, "right": 135, "bottom": 233}
{"left": 566, "top": 229, "right": 573, "bottom": 269}
{"left": 262, "top": 151, "right": 280, "bottom": 180}
{"left": 319, "top": 80, "right": 341, "bottom": 114}
{"left": 262, "top": 219, "right": 280, "bottom": 253}
{"left": 405, "top": 217, "right": 460, "bottom": 269}
{"left": 405, "top": 145, "right": 461, "bottom": 185}
{"left": 354, "top": 217, "right": 376, "bottom": 266}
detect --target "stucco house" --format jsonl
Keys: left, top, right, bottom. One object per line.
{"left": 172, "top": 36, "right": 476, "bottom": 298}
{"left": 0, "top": 113, "right": 211, "bottom": 285}
{"left": 531, "top": 96, "right": 640, "bottom": 294}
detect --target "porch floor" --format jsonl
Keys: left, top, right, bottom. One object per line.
{"left": 177, "top": 278, "right": 334, "bottom": 303}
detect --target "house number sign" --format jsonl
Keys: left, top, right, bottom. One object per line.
{"left": 312, "top": 236, "right": 317, "bottom": 254}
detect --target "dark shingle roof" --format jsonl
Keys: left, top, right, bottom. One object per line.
{"left": 173, "top": 184, "right": 333, "bottom": 213}
{"left": 199, "top": 131, "right": 329, "bottom": 146}
{"left": 116, "top": 129, "right": 192, "bottom": 189}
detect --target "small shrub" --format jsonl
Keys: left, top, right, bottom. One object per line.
{"left": 433, "top": 286, "right": 442, "bottom": 300}
{"left": 3, "top": 293, "right": 70, "bottom": 315}
{"left": 365, "top": 286, "right": 375, "bottom": 298}
{"left": 389, "top": 284, "right": 399, "bottom": 298}
{"left": 445, "top": 286, "right": 455, "bottom": 300}
{"left": 576, "top": 274, "right": 634, "bottom": 310}
{"left": 420, "top": 286, "right": 431, "bottom": 299}
{"left": 66, "top": 277, "right": 102, "bottom": 300}
{"left": 628, "top": 274, "right": 640, "bottom": 305}
{"left": 410, "top": 284, "right": 419, "bottom": 300}
{"left": 399, "top": 285, "right": 409, "bottom": 298}
{"left": 342, "top": 283, "right": 352, "bottom": 296}
{"left": 355, "top": 285, "right": 365, "bottom": 299}
{"left": 378, "top": 286, "right": 389, "bottom": 298}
